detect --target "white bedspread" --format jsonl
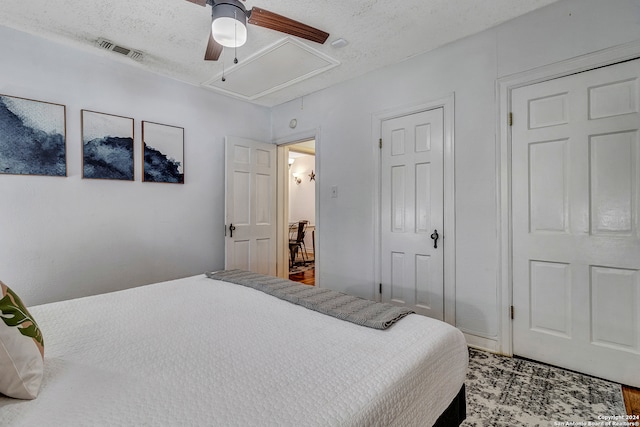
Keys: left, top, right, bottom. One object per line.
{"left": 0, "top": 275, "right": 468, "bottom": 426}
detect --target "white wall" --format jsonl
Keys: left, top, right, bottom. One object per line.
{"left": 0, "top": 25, "right": 271, "bottom": 305}
{"left": 289, "top": 154, "right": 316, "bottom": 255}
{"left": 289, "top": 154, "right": 316, "bottom": 225}
{"left": 271, "top": 0, "right": 640, "bottom": 349}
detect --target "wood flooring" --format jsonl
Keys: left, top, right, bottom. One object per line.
{"left": 289, "top": 266, "right": 314, "bottom": 286}
{"left": 624, "top": 385, "right": 640, "bottom": 416}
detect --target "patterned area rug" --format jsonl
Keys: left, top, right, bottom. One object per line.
{"left": 463, "top": 349, "right": 626, "bottom": 426}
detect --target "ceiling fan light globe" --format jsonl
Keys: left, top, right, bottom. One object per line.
{"left": 212, "top": 17, "right": 247, "bottom": 47}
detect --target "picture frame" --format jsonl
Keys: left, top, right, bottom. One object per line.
{"left": 0, "top": 94, "right": 67, "bottom": 177}
{"left": 82, "top": 110, "right": 134, "bottom": 181}
{"left": 142, "top": 121, "right": 184, "bottom": 184}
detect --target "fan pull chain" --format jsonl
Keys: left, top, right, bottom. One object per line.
{"left": 234, "top": 10, "right": 239, "bottom": 64}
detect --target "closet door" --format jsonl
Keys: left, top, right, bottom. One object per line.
{"left": 380, "top": 108, "right": 444, "bottom": 320}
{"left": 512, "top": 59, "right": 640, "bottom": 387}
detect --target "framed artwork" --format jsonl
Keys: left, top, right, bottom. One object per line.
{"left": 0, "top": 94, "right": 66, "bottom": 177}
{"left": 82, "top": 110, "right": 134, "bottom": 180}
{"left": 142, "top": 121, "right": 184, "bottom": 184}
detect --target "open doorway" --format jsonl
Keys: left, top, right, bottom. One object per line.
{"left": 278, "top": 139, "right": 316, "bottom": 285}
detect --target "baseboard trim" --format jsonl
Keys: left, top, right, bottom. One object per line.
{"left": 464, "top": 333, "right": 500, "bottom": 354}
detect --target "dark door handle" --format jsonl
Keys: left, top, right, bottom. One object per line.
{"left": 229, "top": 224, "right": 236, "bottom": 238}
{"left": 430, "top": 229, "right": 439, "bottom": 249}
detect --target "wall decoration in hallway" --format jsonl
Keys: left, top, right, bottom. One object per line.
{"left": 0, "top": 94, "right": 66, "bottom": 177}
{"left": 142, "top": 121, "right": 184, "bottom": 184}
{"left": 82, "top": 110, "right": 134, "bottom": 180}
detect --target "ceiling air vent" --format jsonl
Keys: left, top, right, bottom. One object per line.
{"left": 97, "top": 38, "right": 143, "bottom": 61}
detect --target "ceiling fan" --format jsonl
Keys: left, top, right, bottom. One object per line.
{"left": 185, "top": 0, "right": 330, "bottom": 61}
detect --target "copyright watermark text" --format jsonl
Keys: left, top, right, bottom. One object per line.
{"left": 552, "top": 415, "right": 640, "bottom": 426}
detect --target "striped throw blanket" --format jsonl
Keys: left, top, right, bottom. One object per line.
{"left": 206, "top": 269, "right": 414, "bottom": 330}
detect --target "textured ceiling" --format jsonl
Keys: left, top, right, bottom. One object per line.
{"left": 0, "top": 0, "right": 560, "bottom": 107}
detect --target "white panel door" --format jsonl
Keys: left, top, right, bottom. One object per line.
{"left": 381, "top": 108, "right": 444, "bottom": 319}
{"left": 225, "top": 136, "right": 276, "bottom": 275}
{"left": 512, "top": 59, "right": 640, "bottom": 387}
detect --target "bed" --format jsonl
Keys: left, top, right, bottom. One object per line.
{"left": 0, "top": 271, "right": 468, "bottom": 426}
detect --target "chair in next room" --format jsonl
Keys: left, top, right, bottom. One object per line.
{"left": 289, "top": 220, "right": 309, "bottom": 268}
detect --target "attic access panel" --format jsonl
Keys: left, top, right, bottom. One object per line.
{"left": 203, "top": 37, "right": 339, "bottom": 101}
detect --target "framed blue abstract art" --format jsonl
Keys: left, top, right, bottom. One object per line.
{"left": 82, "top": 110, "right": 134, "bottom": 180}
{"left": 142, "top": 121, "right": 184, "bottom": 184}
{"left": 0, "top": 94, "right": 66, "bottom": 177}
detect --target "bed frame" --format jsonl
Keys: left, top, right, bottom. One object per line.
{"left": 434, "top": 385, "right": 466, "bottom": 427}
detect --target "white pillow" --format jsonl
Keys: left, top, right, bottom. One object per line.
{"left": 0, "top": 281, "right": 44, "bottom": 399}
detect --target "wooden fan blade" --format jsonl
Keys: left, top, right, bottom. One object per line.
{"left": 248, "top": 7, "right": 329, "bottom": 44}
{"left": 204, "top": 31, "right": 223, "bottom": 60}
{"left": 185, "top": 0, "right": 207, "bottom": 6}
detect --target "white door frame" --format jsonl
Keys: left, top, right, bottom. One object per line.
{"left": 496, "top": 39, "right": 640, "bottom": 356}
{"left": 274, "top": 128, "right": 322, "bottom": 285}
{"left": 373, "top": 94, "right": 456, "bottom": 326}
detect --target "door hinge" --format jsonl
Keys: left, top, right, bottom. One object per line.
{"left": 508, "top": 112, "right": 513, "bottom": 127}
{"left": 510, "top": 305, "right": 514, "bottom": 320}
{"left": 379, "top": 283, "right": 382, "bottom": 294}
{"left": 379, "top": 138, "right": 382, "bottom": 149}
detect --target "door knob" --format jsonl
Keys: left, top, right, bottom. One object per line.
{"left": 430, "top": 229, "right": 439, "bottom": 249}
{"left": 229, "top": 224, "right": 236, "bottom": 238}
